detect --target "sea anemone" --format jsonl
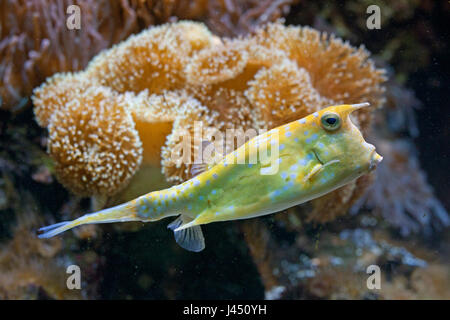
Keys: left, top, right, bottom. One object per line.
{"left": 0, "top": 0, "right": 212, "bottom": 111}
{"left": 204, "top": 0, "right": 299, "bottom": 37}
{"left": 46, "top": 86, "right": 142, "bottom": 197}
{"left": 245, "top": 59, "right": 333, "bottom": 128}
{"left": 85, "top": 21, "right": 218, "bottom": 94}
{"left": 32, "top": 72, "right": 92, "bottom": 127}
{"left": 251, "top": 23, "right": 386, "bottom": 132}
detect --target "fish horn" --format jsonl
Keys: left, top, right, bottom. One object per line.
{"left": 337, "top": 102, "right": 371, "bottom": 117}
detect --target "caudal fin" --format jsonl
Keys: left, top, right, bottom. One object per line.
{"left": 37, "top": 202, "right": 138, "bottom": 239}
{"left": 37, "top": 220, "right": 78, "bottom": 238}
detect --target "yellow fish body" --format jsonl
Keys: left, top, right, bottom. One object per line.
{"left": 38, "top": 103, "right": 382, "bottom": 252}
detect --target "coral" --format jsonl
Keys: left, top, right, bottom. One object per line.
{"left": 0, "top": 0, "right": 118, "bottom": 111}
{"left": 161, "top": 97, "right": 215, "bottom": 182}
{"left": 242, "top": 224, "right": 450, "bottom": 300}
{"left": 1, "top": 0, "right": 299, "bottom": 111}
{"left": 245, "top": 59, "right": 332, "bottom": 128}
{"left": 47, "top": 86, "right": 142, "bottom": 197}
{"left": 85, "top": 21, "right": 217, "bottom": 94}
{"left": 32, "top": 72, "right": 92, "bottom": 127}
{"left": 252, "top": 23, "right": 386, "bottom": 132}
{"left": 126, "top": 90, "right": 188, "bottom": 166}
{"left": 351, "top": 138, "right": 449, "bottom": 236}
{"left": 186, "top": 39, "right": 250, "bottom": 86}
{"left": 0, "top": 0, "right": 213, "bottom": 111}
{"left": 0, "top": 211, "right": 82, "bottom": 299}
{"left": 204, "top": 0, "right": 299, "bottom": 37}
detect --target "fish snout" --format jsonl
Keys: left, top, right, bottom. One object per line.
{"left": 369, "top": 151, "right": 383, "bottom": 171}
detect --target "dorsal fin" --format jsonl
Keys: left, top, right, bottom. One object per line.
{"left": 167, "top": 215, "right": 205, "bottom": 252}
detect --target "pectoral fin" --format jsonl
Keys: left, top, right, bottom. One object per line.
{"left": 302, "top": 157, "right": 340, "bottom": 183}
{"left": 303, "top": 163, "right": 323, "bottom": 183}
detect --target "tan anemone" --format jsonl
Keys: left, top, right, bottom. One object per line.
{"left": 252, "top": 23, "right": 386, "bottom": 132}
{"left": 32, "top": 72, "right": 93, "bottom": 127}
{"left": 47, "top": 86, "right": 142, "bottom": 197}
{"left": 245, "top": 59, "right": 334, "bottom": 128}
{"left": 85, "top": 21, "right": 218, "bottom": 94}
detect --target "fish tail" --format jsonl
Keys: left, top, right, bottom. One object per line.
{"left": 37, "top": 202, "right": 139, "bottom": 239}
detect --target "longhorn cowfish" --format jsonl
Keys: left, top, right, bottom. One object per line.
{"left": 38, "top": 103, "right": 383, "bottom": 252}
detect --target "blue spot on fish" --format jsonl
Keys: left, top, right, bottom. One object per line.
{"left": 283, "top": 181, "right": 294, "bottom": 191}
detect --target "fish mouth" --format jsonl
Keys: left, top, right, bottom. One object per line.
{"left": 369, "top": 150, "right": 383, "bottom": 171}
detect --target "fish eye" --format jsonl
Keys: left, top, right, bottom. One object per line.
{"left": 321, "top": 113, "right": 341, "bottom": 131}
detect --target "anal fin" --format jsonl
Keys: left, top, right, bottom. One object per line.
{"left": 167, "top": 216, "right": 205, "bottom": 252}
